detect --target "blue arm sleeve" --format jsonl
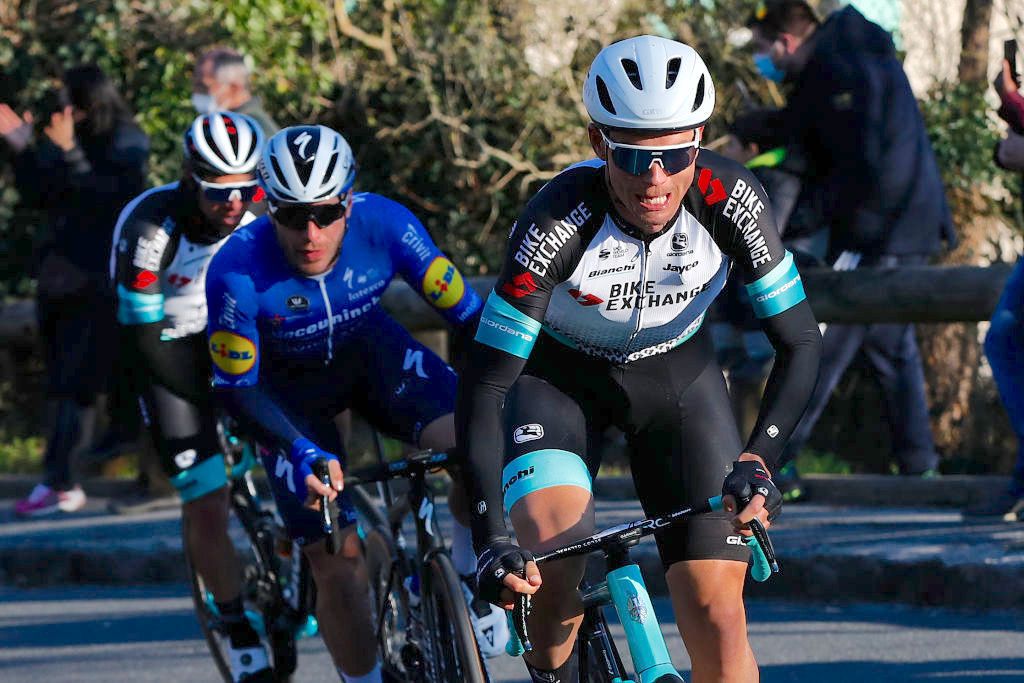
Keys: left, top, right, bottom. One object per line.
{"left": 384, "top": 198, "right": 482, "bottom": 328}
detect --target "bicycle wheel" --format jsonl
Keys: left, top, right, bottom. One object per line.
{"left": 362, "top": 521, "right": 418, "bottom": 681}
{"left": 420, "top": 551, "right": 490, "bottom": 683}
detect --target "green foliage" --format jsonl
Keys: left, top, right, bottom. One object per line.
{"left": 794, "top": 448, "right": 853, "bottom": 475}
{"left": 918, "top": 82, "right": 1005, "bottom": 196}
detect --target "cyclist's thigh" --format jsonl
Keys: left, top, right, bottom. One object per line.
{"left": 502, "top": 375, "right": 598, "bottom": 546}
{"left": 350, "top": 313, "right": 456, "bottom": 446}
{"left": 624, "top": 350, "right": 749, "bottom": 568}
{"left": 138, "top": 343, "right": 225, "bottom": 503}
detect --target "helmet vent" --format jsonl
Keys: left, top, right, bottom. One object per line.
{"left": 620, "top": 59, "right": 643, "bottom": 90}
{"left": 692, "top": 74, "right": 705, "bottom": 113}
{"left": 596, "top": 76, "right": 617, "bottom": 115}
{"left": 322, "top": 152, "right": 339, "bottom": 189}
{"left": 666, "top": 58, "right": 681, "bottom": 89}
{"left": 270, "top": 156, "right": 288, "bottom": 188}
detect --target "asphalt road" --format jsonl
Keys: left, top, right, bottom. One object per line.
{"left": 0, "top": 585, "right": 1021, "bottom": 682}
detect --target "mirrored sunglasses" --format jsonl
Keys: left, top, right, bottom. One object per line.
{"left": 601, "top": 130, "right": 701, "bottom": 176}
{"left": 192, "top": 174, "right": 264, "bottom": 203}
{"left": 268, "top": 198, "right": 348, "bottom": 230}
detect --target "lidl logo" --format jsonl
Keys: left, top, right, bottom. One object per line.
{"left": 422, "top": 256, "right": 465, "bottom": 309}
{"left": 209, "top": 331, "right": 257, "bottom": 375}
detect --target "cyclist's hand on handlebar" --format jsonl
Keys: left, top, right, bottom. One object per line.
{"left": 290, "top": 437, "right": 343, "bottom": 509}
{"left": 722, "top": 455, "right": 782, "bottom": 534}
{"left": 475, "top": 537, "right": 541, "bottom": 610}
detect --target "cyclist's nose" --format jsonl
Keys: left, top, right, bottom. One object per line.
{"left": 644, "top": 159, "right": 669, "bottom": 184}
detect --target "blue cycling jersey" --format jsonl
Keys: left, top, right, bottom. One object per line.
{"left": 206, "top": 191, "right": 481, "bottom": 388}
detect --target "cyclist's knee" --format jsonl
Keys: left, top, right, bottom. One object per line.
{"left": 509, "top": 486, "right": 594, "bottom": 552}
{"left": 182, "top": 486, "right": 229, "bottom": 523}
{"left": 667, "top": 560, "right": 747, "bottom": 635}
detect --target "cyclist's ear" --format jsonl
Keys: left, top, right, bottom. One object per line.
{"left": 587, "top": 123, "right": 606, "bottom": 158}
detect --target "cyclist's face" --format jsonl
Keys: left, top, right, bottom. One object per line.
{"left": 196, "top": 172, "right": 256, "bottom": 231}
{"left": 271, "top": 195, "right": 351, "bottom": 276}
{"left": 590, "top": 125, "right": 701, "bottom": 235}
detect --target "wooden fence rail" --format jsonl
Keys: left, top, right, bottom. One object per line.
{"left": 0, "top": 263, "right": 1014, "bottom": 347}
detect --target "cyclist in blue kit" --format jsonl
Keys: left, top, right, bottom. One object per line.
{"left": 205, "top": 124, "right": 506, "bottom": 683}
{"left": 458, "top": 36, "right": 823, "bottom": 682}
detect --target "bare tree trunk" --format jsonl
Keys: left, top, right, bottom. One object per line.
{"left": 958, "top": 0, "right": 994, "bottom": 83}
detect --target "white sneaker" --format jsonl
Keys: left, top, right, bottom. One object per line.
{"left": 227, "top": 643, "right": 273, "bottom": 682}
{"left": 57, "top": 485, "right": 87, "bottom": 512}
{"left": 460, "top": 574, "right": 509, "bottom": 658}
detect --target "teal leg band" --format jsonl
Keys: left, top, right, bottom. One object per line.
{"left": 502, "top": 449, "right": 592, "bottom": 513}
{"left": 173, "top": 453, "right": 228, "bottom": 502}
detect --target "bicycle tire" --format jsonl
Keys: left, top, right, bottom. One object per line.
{"left": 420, "top": 551, "right": 490, "bottom": 683}
{"left": 363, "top": 522, "right": 417, "bottom": 681}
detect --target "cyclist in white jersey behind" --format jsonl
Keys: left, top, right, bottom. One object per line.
{"left": 110, "top": 112, "right": 274, "bottom": 682}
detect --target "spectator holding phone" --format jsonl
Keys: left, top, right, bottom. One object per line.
{"left": 966, "top": 48, "right": 1024, "bottom": 520}
{"left": 0, "top": 64, "right": 149, "bottom": 516}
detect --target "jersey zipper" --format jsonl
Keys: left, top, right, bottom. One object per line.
{"left": 316, "top": 277, "right": 335, "bottom": 364}
{"left": 627, "top": 238, "right": 651, "bottom": 352}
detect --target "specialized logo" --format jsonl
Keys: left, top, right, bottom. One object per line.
{"left": 403, "top": 348, "right": 429, "bottom": 379}
{"left": 513, "top": 424, "right": 544, "bottom": 443}
{"left": 697, "top": 168, "right": 727, "bottom": 205}
{"left": 174, "top": 449, "right": 197, "bottom": 469}
{"left": 274, "top": 454, "right": 295, "bottom": 494}
{"left": 422, "top": 256, "right": 465, "bottom": 309}
{"left": 293, "top": 130, "right": 315, "bottom": 162}
{"left": 501, "top": 271, "right": 538, "bottom": 299}
{"left": 132, "top": 269, "right": 158, "bottom": 290}
{"left": 209, "top": 330, "right": 257, "bottom": 375}
{"left": 567, "top": 288, "right": 604, "bottom": 306}
{"left": 503, "top": 466, "right": 535, "bottom": 495}
{"left": 286, "top": 295, "right": 309, "bottom": 311}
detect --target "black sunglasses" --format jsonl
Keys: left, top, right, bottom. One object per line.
{"left": 192, "top": 175, "right": 264, "bottom": 203}
{"left": 601, "top": 130, "right": 701, "bottom": 176}
{"left": 269, "top": 199, "right": 348, "bottom": 230}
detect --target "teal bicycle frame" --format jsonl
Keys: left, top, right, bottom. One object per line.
{"left": 506, "top": 495, "right": 775, "bottom": 683}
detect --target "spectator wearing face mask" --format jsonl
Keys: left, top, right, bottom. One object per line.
{"left": 746, "top": 0, "right": 956, "bottom": 477}
{"left": 192, "top": 47, "right": 280, "bottom": 136}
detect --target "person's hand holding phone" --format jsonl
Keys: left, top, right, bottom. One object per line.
{"left": 0, "top": 104, "right": 33, "bottom": 153}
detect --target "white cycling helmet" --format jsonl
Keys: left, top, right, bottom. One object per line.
{"left": 184, "top": 111, "right": 264, "bottom": 177}
{"left": 583, "top": 35, "right": 715, "bottom": 131}
{"left": 258, "top": 125, "right": 356, "bottom": 204}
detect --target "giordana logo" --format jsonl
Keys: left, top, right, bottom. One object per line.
{"left": 501, "top": 271, "right": 538, "bottom": 299}
{"left": 755, "top": 275, "right": 800, "bottom": 303}
{"left": 568, "top": 288, "right": 604, "bottom": 306}
{"left": 513, "top": 424, "right": 544, "bottom": 443}
{"left": 286, "top": 295, "right": 309, "bottom": 310}
{"left": 766, "top": 424, "right": 779, "bottom": 438}
{"left": 671, "top": 233, "right": 688, "bottom": 252}
{"left": 480, "top": 317, "right": 534, "bottom": 342}
{"left": 503, "top": 466, "right": 535, "bottom": 495}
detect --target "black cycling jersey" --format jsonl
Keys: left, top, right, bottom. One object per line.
{"left": 457, "top": 152, "right": 823, "bottom": 548}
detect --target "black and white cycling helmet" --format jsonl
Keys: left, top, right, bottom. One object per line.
{"left": 583, "top": 35, "right": 715, "bottom": 131}
{"left": 257, "top": 125, "right": 356, "bottom": 204}
{"left": 184, "top": 111, "right": 264, "bottom": 177}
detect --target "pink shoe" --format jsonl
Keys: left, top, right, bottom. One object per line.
{"left": 14, "top": 484, "right": 61, "bottom": 517}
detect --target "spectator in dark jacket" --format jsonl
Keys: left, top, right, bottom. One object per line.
{"left": 749, "top": 1, "right": 955, "bottom": 477}
{"left": 965, "top": 59, "right": 1024, "bottom": 520}
{"left": 0, "top": 64, "right": 149, "bottom": 516}
{"left": 192, "top": 47, "right": 280, "bottom": 136}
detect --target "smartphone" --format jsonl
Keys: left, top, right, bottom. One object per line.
{"left": 1006, "top": 39, "right": 1020, "bottom": 87}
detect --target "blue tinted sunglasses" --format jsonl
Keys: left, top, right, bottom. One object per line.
{"left": 192, "top": 174, "right": 264, "bottom": 203}
{"left": 600, "top": 130, "right": 701, "bottom": 176}
{"left": 268, "top": 195, "right": 350, "bottom": 230}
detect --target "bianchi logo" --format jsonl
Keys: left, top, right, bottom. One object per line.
{"left": 627, "top": 593, "right": 648, "bottom": 623}
{"left": 513, "top": 423, "right": 544, "bottom": 443}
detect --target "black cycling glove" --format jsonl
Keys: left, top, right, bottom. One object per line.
{"left": 722, "top": 460, "right": 782, "bottom": 522}
{"left": 475, "top": 537, "right": 535, "bottom": 605}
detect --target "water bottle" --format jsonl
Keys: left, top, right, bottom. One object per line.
{"left": 403, "top": 572, "right": 421, "bottom": 608}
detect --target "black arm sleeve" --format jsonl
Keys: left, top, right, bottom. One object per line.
{"left": 132, "top": 324, "right": 208, "bottom": 404}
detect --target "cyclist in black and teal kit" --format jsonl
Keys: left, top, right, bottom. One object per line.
{"left": 205, "top": 124, "right": 506, "bottom": 683}
{"left": 111, "top": 111, "right": 274, "bottom": 682}
{"left": 458, "top": 36, "right": 823, "bottom": 682}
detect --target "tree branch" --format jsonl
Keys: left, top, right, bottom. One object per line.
{"left": 332, "top": 0, "right": 397, "bottom": 66}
